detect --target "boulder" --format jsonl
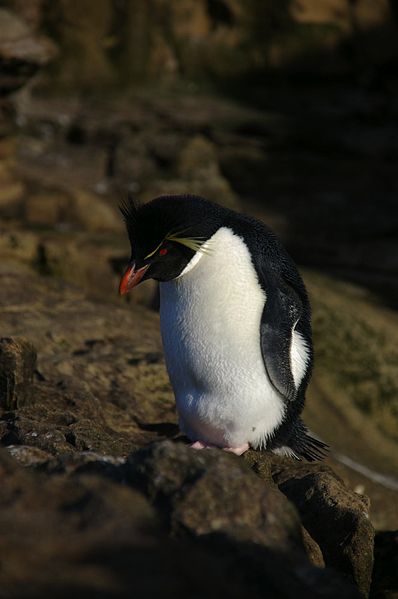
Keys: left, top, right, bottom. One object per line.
{"left": 126, "top": 440, "right": 360, "bottom": 598}
{"left": 272, "top": 459, "right": 375, "bottom": 597}
{"left": 127, "top": 440, "right": 301, "bottom": 545}
{"left": 0, "top": 448, "right": 256, "bottom": 599}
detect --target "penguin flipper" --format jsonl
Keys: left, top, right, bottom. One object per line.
{"left": 259, "top": 275, "right": 302, "bottom": 403}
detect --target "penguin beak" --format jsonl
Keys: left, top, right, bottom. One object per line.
{"left": 119, "top": 262, "right": 149, "bottom": 295}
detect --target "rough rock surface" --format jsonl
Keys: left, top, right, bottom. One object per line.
{"left": 0, "top": 269, "right": 175, "bottom": 456}
{"left": 271, "top": 458, "right": 374, "bottom": 596}
{"left": 17, "top": 0, "right": 398, "bottom": 89}
{"left": 0, "top": 7, "right": 55, "bottom": 95}
{"left": 0, "top": 264, "right": 380, "bottom": 597}
{"left": 0, "top": 448, "right": 260, "bottom": 599}
{"left": 126, "top": 440, "right": 361, "bottom": 599}
{"left": 2, "top": 260, "right": 395, "bottom": 598}
{"left": 0, "top": 219, "right": 394, "bottom": 597}
{"left": 0, "top": 437, "right": 364, "bottom": 598}
{"left": 0, "top": 337, "right": 36, "bottom": 409}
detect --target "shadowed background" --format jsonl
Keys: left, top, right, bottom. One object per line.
{"left": 0, "top": 1, "right": 397, "bottom": 597}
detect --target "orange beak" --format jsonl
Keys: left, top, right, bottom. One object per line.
{"left": 119, "top": 263, "right": 149, "bottom": 295}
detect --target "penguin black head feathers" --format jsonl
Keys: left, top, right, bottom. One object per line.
{"left": 119, "top": 194, "right": 223, "bottom": 292}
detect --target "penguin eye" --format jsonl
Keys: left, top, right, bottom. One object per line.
{"left": 159, "top": 248, "right": 168, "bottom": 256}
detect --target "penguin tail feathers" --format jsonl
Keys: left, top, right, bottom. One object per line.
{"left": 274, "top": 420, "right": 329, "bottom": 462}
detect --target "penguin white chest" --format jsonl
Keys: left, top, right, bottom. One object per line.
{"left": 159, "top": 227, "right": 285, "bottom": 448}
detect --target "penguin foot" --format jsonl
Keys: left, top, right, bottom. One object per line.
{"left": 222, "top": 443, "right": 250, "bottom": 456}
{"left": 190, "top": 440, "right": 216, "bottom": 449}
{"left": 190, "top": 441, "right": 250, "bottom": 455}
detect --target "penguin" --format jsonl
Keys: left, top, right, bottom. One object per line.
{"left": 119, "top": 194, "right": 328, "bottom": 460}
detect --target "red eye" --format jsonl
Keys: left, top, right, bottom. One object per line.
{"left": 159, "top": 248, "right": 168, "bottom": 256}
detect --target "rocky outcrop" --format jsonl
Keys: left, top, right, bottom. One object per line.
{"left": 0, "top": 264, "right": 383, "bottom": 598}
{"left": 0, "top": 264, "right": 380, "bottom": 597}
{"left": 0, "top": 436, "right": 365, "bottom": 598}
{"left": 0, "top": 448, "right": 261, "bottom": 599}
{"left": 12, "top": 0, "right": 397, "bottom": 89}
{"left": 126, "top": 441, "right": 363, "bottom": 598}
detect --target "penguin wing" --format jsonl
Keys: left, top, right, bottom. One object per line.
{"left": 259, "top": 272, "right": 302, "bottom": 403}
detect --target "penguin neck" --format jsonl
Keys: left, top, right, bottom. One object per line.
{"left": 159, "top": 226, "right": 264, "bottom": 304}
{"left": 175, "top": 249, "right": 205, "bottom": 279}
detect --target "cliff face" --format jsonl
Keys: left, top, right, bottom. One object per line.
{"left": 5, "top": 0, "right": 398, "bottom": 89}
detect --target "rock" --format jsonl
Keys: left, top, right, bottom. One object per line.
{"left": 302, "top": 526, "right": 325, "bottom": 568}
{"left": 0, "top": 449, "right": 260, "bottom": 599}
{"left": 291, "top": 0, "right": 390, "bottom": 32}
{"left": 0, "top": 228, "right": 39, "bottom": 265}
{"left": 0, "top": 8, "right": 55, "bottom": 95}
{"left": 128, "top": 440, "right": 301, "bottom": 546}
{"left": 37, "top": 451, "right": 126, "bottom": 478}
{"left": 0, "top": 179, "right": 24, "bottom": 216}
{"left": 11, "top": 0, "right": 45, "bottom": 31}
{"left": 28, "top": 0, "right": 398, "bottom": 91}
{"left": 114, "top": 132, "right": 158, "bottom": 184}
{"left": 0, "top": 128, "right": 25, "bottom": 219}
{"left": 0, "top": 337, "right": 37, "bottom": 409}
{"left": 176, "top": 135, "right": 239, "bottom": 210}
{"left": 177, "top": 135, "right": 219, "bottom": 178}
{"left": 148, "top": 131, "right": 183, "bottom": 169}
{"left": 40, "top": 0, "right": 115, "bottom": 90}
{"left": 371, "top": 530, "right": 398, "bottom": 598}
{"left": 0, "top": 268, "right": 175, "bottom": 457}
{"left": 5, "top": 444, "right": 52, "bottom": 466}
{"left": 142, "top": 136, "right": 240, "bottom": 210}
{"left": 272, "top": 459, "right": 375, "bottom": 597}
{"left": 127, "top": 441, "right": 360, "bottom": 598}
{"left": 24, "top": 191, "right": 69, "bottom": 227}
{"left": 71, "top": 189, "right": 123, "bottom": 232}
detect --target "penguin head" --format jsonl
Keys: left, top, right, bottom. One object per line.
{"left": 119, "top": 194, "right": 223, "bottom": 294}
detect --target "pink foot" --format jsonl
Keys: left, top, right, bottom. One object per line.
{"left": 222, "top": 443, "right": 250, "bottom": 456}
{"left": 190, "top": 441, "right": 216, "bottom": 450}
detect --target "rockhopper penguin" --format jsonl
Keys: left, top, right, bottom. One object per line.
{"left": 119, "top": 194, "right": 328, "bottom": 460}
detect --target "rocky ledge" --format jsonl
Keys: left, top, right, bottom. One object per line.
{"left": 0, "top": 439, "right": 372, "bottom": 599}
{"left": 0, "top": 268, "right": 394, "bottom": 599}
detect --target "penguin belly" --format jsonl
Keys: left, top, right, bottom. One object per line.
{"left": 159, "top": 227, "right": 285, "bottom": 449}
